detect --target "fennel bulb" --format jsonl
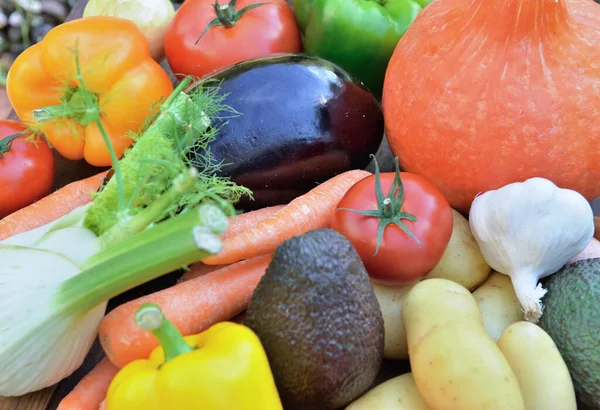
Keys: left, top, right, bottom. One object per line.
{"left": 0, "top": 204, "right": 100, "bottom": 265}
{"left": 0, "top": 204, "right": 227, "bottom": 396}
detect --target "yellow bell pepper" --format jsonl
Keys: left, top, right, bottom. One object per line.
{"left": 105, "top": 303, "right": 283, "bottom": 410}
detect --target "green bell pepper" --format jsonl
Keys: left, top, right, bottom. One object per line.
{"left": 294, "top": 0, "right": 428, "bottom": 97}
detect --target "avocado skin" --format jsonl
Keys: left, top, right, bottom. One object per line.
{"left": 245, "top": 229, "right": 384, "bottom": 410}
{"left": 539, "top": 258, "right": 600, "bottom": 409}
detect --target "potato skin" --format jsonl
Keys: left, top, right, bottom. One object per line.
{"left": 374, "top": 211, "right": 491, "bottom": 360}
{"left": 497, "top": 322, "right": 577, "bottom": 410}
{"left": 345, "top": 373, "right": 430, "bottom": 410}
{"left": 473, "top": 272, "right": 524, "bottom": 342}
{"left": 403, "top": 279, "right": 525, "bottom": 410}
{"left": 402, "top": 278, "right": 482, "bottom": 349}
{"left": 424, "top": 209, "right": 491, "bottom": 290}
{"left": 373, "top": 282, "right": 414, "bottom": 360}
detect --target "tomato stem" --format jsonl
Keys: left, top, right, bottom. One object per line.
{"left": 195, "top": 0, "right": 275, "bottom": 44}
{"left": 382, "top": 198, "right": 393, "bottom": 218}
{"left": 0, "top": 131, "right": 27, "bottom": 157}
{"left": 337, "top": 155, "right": 422, "bottom": 255}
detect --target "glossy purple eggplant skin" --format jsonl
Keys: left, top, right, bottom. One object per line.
{"left": 197, "top": 53, "right": 384, "bottom": 209}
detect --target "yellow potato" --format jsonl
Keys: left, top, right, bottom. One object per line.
{"left": 473, "top": 272, "right": 524, "bottom": 342}
{"left": 498, "top": 322, "right": 577, "bottom": 410}
{"left": 345, "top": 373, "right": 430, "bottom": 410}
{"left": 411, "top": 324, "right": 525, "bottom": 410}
{"left": 372, "top": 282, "right": 415, "bottom": 360}
{"left": 401, "top": 279, "right": 482, "bottom": 350}
{"left": 403, "top": 279, "right": 525, "bottom": 410}
{"left": 424, "top": 209, "right": 491, "bottom": 290}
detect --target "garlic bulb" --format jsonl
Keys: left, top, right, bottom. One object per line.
{"left": 469, "top": 177, "right": 594, "bottom": 323}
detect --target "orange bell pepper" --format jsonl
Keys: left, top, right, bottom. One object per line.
{"left": 6, "top": 16, "right": 174, "bottom": 167}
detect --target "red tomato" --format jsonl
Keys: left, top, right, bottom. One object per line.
{"left": 164, "top": 0, "right": 302, "bottom": 79}
{"left": 0, "top": 120, "right": 55, "bottom": 218}
{"left": 331, "top": 164, "right": 453, "bottom": 284}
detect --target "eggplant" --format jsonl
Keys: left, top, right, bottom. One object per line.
{"left": 188, "top": 53, "right": 384, "bottom": 209}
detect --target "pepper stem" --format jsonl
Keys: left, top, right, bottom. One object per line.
{"left": 135, "top": 303, "right": 195, "bottom": 362}
{"left": 31, "top": 44, "right": 126, "bottom": 212}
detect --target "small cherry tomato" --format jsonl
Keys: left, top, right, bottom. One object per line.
{"left": 0, "top": 120, "right": 55, "bottom": 218}
{"left": 164, "top": 0, "right": 302, "bottom": 79}
{"left": 331, "top": 158, "right": 453, "bottom": 284}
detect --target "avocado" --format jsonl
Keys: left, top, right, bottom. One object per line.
{"left": 539, "top": 258, "right": 600, "bottom": 409}
{"left": 244, "top": 228, "right": 384, "bottom": 410}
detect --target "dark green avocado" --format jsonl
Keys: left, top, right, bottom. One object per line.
{"left": 244, "top": 228, "right": 384, "bottom": 410}
{"left": 539, "top": 258, "right": 600, "bottom": 409}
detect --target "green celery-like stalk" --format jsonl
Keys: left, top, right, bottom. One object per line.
{"left": 82, "top": 199, "right": 228, "bottom": 270}
{"left": 55, "top": 203, "right": 227, "bottom": 314}
{"left": 96, "top": 168, "right": 198, "bottom": 249}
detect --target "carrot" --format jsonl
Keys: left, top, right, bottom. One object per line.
{"left": 178, "top": 205, "right": 285, "bottom": 283}
{"left": 202, "top": 169, "right": 371, "bottom": 265}
{"left": 56, "top": 358, "right": 119, "bottom": 410}
{"left": 178, "top": 263, "right": 227, "bottom": 283}
{"left": 99, "top": 254, "right": 273, "bottom": 368}
{"left": 0, "top": 172, "right": 107, "bottom": 241}
{"left": 222, "top": 205, "right": 286, "bottom": 240}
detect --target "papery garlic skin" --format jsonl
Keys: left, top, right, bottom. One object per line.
{"left": 469, "top": 177, "right": 594, "bottom": 323}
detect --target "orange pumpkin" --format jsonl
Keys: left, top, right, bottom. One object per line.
{"left": 382, "top": 0, "right": 600, "bottom": 213}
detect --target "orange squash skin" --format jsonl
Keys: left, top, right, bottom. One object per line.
{"left": 382, "top": 0, "right": 600, "bottom": 213}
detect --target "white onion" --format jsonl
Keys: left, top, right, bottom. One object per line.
{"left": 84, "top": 0, "right": 176, "bottom": 61}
